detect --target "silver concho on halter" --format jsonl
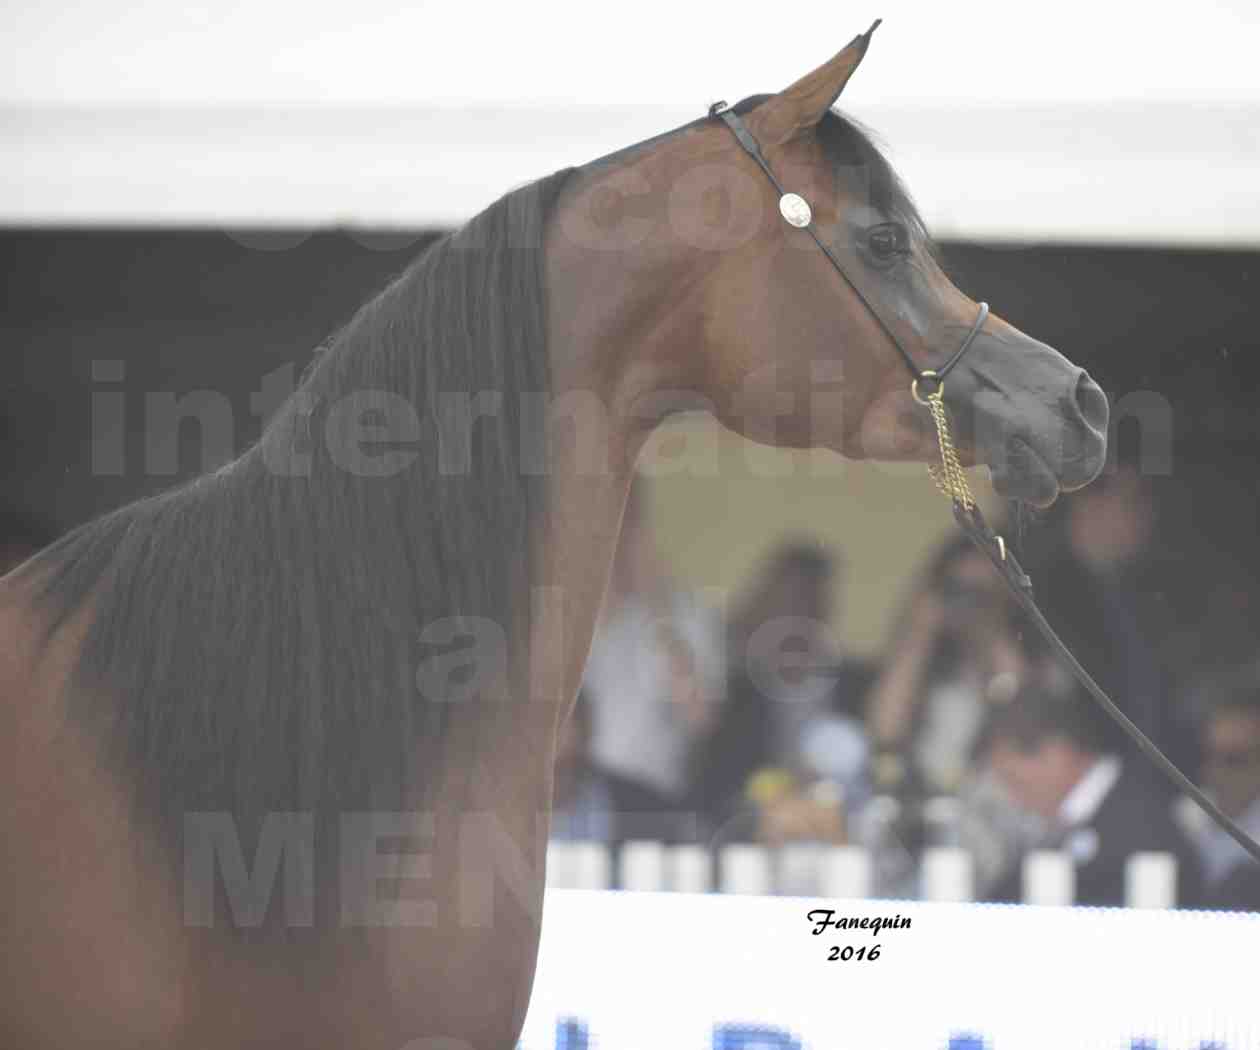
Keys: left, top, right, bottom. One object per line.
{"left": 779, "top": 192, "right": 812, "bottom": 228}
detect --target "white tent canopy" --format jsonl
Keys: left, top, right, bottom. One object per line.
{"left": 4, "top": 0, "right": 1258, "bottom": 245}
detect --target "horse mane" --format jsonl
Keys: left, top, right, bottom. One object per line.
{"left": 23, "top": 165, "right": 577, "bottom": 933}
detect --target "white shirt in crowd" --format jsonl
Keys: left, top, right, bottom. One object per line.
{"left": 583, "top": 590, "right": 723, "bottom": 798}
{"left": 1179, "top": 792, "right": 1260, "bottom": 888}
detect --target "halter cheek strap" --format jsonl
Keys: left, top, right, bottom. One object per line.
{"left": 708, "top": 101, "right": 988, "bottom": 391}
{"left": 710, "top": 100, "right": 988, "bottom": 511}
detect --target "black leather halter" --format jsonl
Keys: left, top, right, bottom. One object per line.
{"left": 709, "top": 100, "right": 989, "bottom": 395}
{"left": 709, "top": 99, "right": 1260, "bottom": 868}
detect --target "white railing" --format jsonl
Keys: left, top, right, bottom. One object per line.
{"left": 546, "top": 839, "right": 1181, "bottom": 909}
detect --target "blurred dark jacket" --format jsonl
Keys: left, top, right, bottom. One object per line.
{"left": 1028, "top": 544, "right": 1196, "bottom": 789}
{"left": 987, "top": 763, "right": 1204, "bottom": 908}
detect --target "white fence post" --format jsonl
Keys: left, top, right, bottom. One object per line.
{"left": 820, "top": 845, "right": 872, "bottom": 900}
{"left": 777, "top": 843, "right": 823, "bottom": 897}
{"left": 545, "top": 841, "right": 611, "bottom": 890}
{"left": 668, "top": 844, "right": 712, "bottom": 893}
{"left": 719, "top": 844, "right": 773, "bottom": 895}
{"left": 1125, "top": 851, "right": 1177, "bottom": 909}
{"left": 1022, "top": 850, "right": 1075, "bottom": 906}
{"left": 922, "top": 847, "right": 974, "bottom": 902}
{"left": 620, "top": 840, "right": 666, "bottom": 892}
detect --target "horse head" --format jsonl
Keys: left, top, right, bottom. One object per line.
{"left": 552, "top": 23, "right": 1108, "bottom": 507}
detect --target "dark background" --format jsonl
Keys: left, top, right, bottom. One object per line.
{"left": 2, "top": 229, "right": 1257, "bottom": 591}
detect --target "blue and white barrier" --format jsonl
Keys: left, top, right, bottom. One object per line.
{"left": 520, "top": 889, "right": 1260, "bottom": 1050}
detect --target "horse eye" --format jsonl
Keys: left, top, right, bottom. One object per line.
{"left": 867, "top": 223, "right": 910, "bottom": 260}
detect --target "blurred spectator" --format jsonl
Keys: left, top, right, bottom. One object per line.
{"left": 1177, "top": 668, "right": 1260, "bottom": 911}
{"left": 980, "top": 686, "right": 1202, "bottom": 908}
{"left": 854, "top": 531, "right": 1065, "bottom": 895}
{"left": 582, "top": 474, "right": 724, "bottom": 798}
{"left": 1028, "top": 464, "right": 1193, "bottom": 786}
{"left": 683, "top": 537, "right": 871, "bottom": 844}
{"left": 0, "top": 506, "right": 53, "bottom": 575}
{"left": 952, "top": 764, "right": 1045, "bottom": 899}
{"left": 867, "top": 533, "right": 1039, "bottom": 797}
{"left": 729, "top": 539, "right": 869, "bottom": 777}
{"left": 551, "top": 689, "right": 689, "bottom": 864}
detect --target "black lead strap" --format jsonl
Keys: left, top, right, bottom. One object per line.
{"left": 954, "top": 501, "right": 1260, "bottom": 866}
{"left": 710, "top": 99, "right": 1260, "bottom": 868}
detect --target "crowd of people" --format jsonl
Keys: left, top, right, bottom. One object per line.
{"left": 4, "top": 466, "right": 1257, "bottom": 911}
{"left": 554, "top": 469, "right": 1260, "bottom": 911}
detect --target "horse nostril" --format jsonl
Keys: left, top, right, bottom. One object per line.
{"left": 1074, "top": 371, "right": 1109, "bottom": 431}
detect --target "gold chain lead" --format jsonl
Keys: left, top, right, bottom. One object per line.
{"left": 911, "top": 371, "right": 976, "bottom": 511}
{"left": 924, "top": 389, "right": 976, "bottom": 510}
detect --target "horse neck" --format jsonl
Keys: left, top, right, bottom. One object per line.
{"left": 434, "top": 149, "right": 721, "bottom": 823}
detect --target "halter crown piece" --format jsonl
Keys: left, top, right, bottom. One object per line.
{"left": 707, "top": 98, "right": 1260, "bottom": 865}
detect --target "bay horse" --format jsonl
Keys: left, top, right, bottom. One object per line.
{"left": 1, "top": 25, "right": 1108, "bottom": 1050}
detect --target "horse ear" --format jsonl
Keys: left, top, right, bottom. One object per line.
{"left": 748, "top": 20, "right": 881, "bottom": 147}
